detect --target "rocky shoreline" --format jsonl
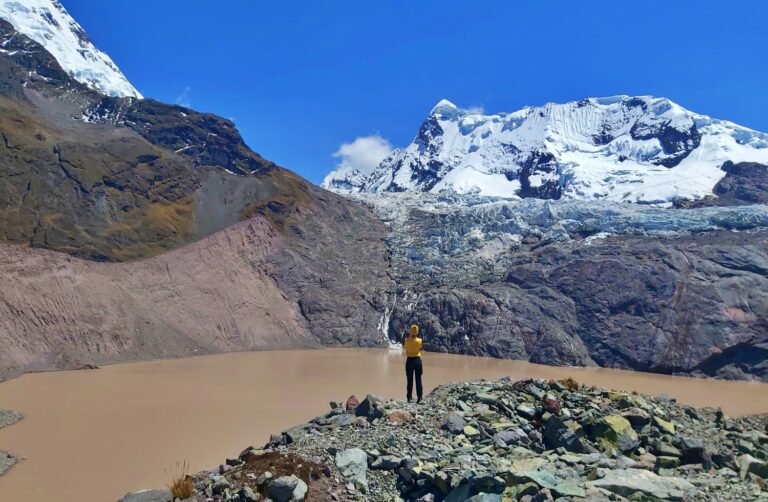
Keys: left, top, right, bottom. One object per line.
{"left": 120, "top": 377, "right": 768, "bottom": 502}
{"left": 0, "top": 408, "right": 22, "bottom": 476}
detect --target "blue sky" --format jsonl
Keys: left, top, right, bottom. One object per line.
{"left": 65, "top": 0, "right": 767, "bottom": 183}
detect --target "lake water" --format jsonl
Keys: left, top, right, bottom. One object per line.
{"left": 0, "top": 348, "right": 766, "bottom": 501}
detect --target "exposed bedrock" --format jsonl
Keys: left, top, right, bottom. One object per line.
{"left": 388, "top": 231, "right": 768, "bottom": 382}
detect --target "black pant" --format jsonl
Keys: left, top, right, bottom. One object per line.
{"left": 406, "top": 357, "right": 423, "bottom": 402}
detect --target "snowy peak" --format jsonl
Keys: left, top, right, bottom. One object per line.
{"left": 324, "top": 96, "right": 768, "bottom": 204}
{"left": 0, "top": 0, "right": 141, "bottom": 98}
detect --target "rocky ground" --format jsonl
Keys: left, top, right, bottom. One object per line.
{"left": 0, "top": 407, "right": 21, "bottom": 476}
{"left": 121, "top": 378, "right": 768, "bottom": 501}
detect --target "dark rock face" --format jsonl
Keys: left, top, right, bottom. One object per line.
{"left": 715, "top": 162, "right": 768, "bottom": 204}
{"left": 630, "top": 119, "right": 701, "bottom": 168}
{"left": 679, "top": 162, "right": 768, "bottom": 208}
{"left": 388, "top": 230, "right": 768, "bottom": 381}
{"left": 87, "top": 98, "right": 273, "bottom": 175}
{"left": 516, "top": 151, "right": 562, "bottom": 199}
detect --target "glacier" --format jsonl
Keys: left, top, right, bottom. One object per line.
{"left": 355, "top": 192, "right": 768, "bottom": 285}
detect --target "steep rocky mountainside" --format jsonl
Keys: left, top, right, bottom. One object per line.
{"left": 364, "top": 194, "right": 768, "bottom": 382}
{"left": 0, "top": 18, "right": 393, "bottom": 378}
{"left": 324, "top": 98, "right": 768, "bottom": 205}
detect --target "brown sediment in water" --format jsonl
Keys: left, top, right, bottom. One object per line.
{"left": 0, "top": 348, "right": 766, "bottom": 502}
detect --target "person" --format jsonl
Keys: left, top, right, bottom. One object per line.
{"left": 402, "top": 324, "right": 423, "bottom": 403}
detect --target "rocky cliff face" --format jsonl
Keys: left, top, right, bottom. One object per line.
{"left": 365, "top": 193, "right": 768, "bottom": 382}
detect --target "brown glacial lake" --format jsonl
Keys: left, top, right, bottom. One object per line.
{"left": 0, "top": 348, "right": 767, "bottom": 501}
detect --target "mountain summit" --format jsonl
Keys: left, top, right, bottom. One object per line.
{"left": 324, "top": 96, "right": 768, "bottom": 204}
{"left": 0, "top": 0, "right": 141, "bottom": 97}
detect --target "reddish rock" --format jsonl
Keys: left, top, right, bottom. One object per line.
{"left": 542, "top": 394, "right": 562, "bottom": 415}
{"left": 346, "top": 395, "right": 360, "bottom": 411}
{"left": 387, "top": 409, "right": 414, "bottom": 425}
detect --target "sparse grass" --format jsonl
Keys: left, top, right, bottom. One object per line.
{"left": 559, "top": 377, "right": 580, "bottom": 391}
{"left": 167, "top": 460, "right": 195, "bottom": 500}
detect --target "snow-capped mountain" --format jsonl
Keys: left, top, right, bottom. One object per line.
{"left": 324, "top": 96, "right": 768, "bottom": 204}
{"left": 0, "top": 0, "right": 141, "bottom": 98}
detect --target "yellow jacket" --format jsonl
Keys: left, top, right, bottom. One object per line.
{"left": 403, "top": 336, "right": 422, "bottom": 358}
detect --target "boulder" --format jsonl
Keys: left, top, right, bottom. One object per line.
{"left": 370, "top": 455, "right": 402, "bottom": 470}
{"left": 517, "top": 404, "right": 537, "bottom": 420}
{"left": 345, "top": 395, "right": 360, "bottom": 411}
{"left": 442, "top": 412, "right": 467, "bottom": 435}
{"left": 268, "top": 474, "right": 307, "bottom": 502}
{"left": 354, "top": 395, "right": 383, "bottom": 421}
{"left": 654, "top": 440, "right": 682, "bottom": 458}
{"left": 656, "top": 455, "right": 682, "bottom": 470}
{"left": 470, "top": 474, "right": 506, "bottom": 494}
{"left": 464, "top": 425, "right": 480, "bottom": 437}
{"left": 542, "top": 415, "right": 584, "bottom": 453}
{"left": 335, "top": 448, "right": 368, "bottom": 492}
{"left": 541, "top": 394, "right": 561, "bottom": 415}
{"left": 493, "top": 428, "right": 529, "bottom": 447}
{"left": 680, "top": 437, "right": 712, "bottom": 468}
{"left": 653, "top": 416, "right": 676, "bottom": 435}
{"left": 387, "top": 409, "right": 414, "bottom": 424}
{"left": 736, "top": 454, "right": 768, "bottom": 480}
{"left": 588, "top": 415, "right": 640, "bottom": 453}
{"left": 621, "top": 407, "right": 651, "bottom": 427}
{"left": 588, "top": 468, "right": 696, "bottom": 500}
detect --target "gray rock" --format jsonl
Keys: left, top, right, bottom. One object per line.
{"left": 466, "top": 494, "right": 502, "bottom": 502}
{"left": 621, "top": 407, "right": 651, "bottom": 427}
{"left": 0, "top": 409, "right": 22, "bottom": 430}
{"left": 0, "top": 451, "right": 15, "bottom": 477}
{"left": 680, "top": 437, "right": 712, "bottom": 468}
{"left": 552, "top": 480, "right": 586, "bottom": 498}
{"left": 442, "top": 412, "right": 467, "bottom": 435}
{"left": 268, "top": 474, "right": 307, "bottom": 502}
{"left": 239, "top": 486, "right": 258, "bottom": 502}
{"left": 257, "top": 470, "right": 273, "bottom": 486}
{"left": 118, "top": 490, "right": 172, "bottom": 502}
{"left": 736, "top": 454, "right": 768, "bottom": 479}
{"left": 370, "top": 455, "right": 402, "bottom": 470}
{"left": 654, "top": 440, "right": 682, "bottom": 458}
{"left": 542, "top": 415, "right": 584, "bottom": 453}
{"left": 517, "top": 404, "right": 537, "bottom": 420}
{"left": 445, "top": 483, "right": 472, "bottom": 502}
{"left": 588, "top": 468, "right": 696, "bottom": 500}
{"left": 470, "top": 474, "right": 505, "bottom": 494}
{"left": 493, "top": 428, "right": 529, "bottom": 447}
{"left": 335, "top": 448, "right": 368, "bottom": 492}
{"left": 327, "top": 414, "right": 355, "bottom": 428}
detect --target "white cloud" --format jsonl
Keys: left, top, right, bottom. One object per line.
{"left": 332, "top": 135, "right": 394, "bottom": 176}
{"left": 466, "top": 105, "right": 485, "bottom": 115}
{"left": 175, "top": 86, "right": 192, "bottom": 108}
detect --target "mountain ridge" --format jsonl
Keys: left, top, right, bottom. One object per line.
{"left": 324, "top": 96, "right": 768, "bottom": 204}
